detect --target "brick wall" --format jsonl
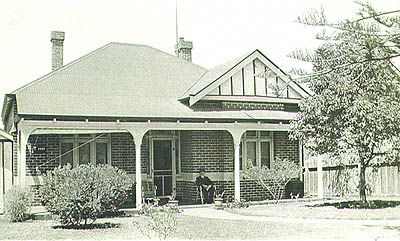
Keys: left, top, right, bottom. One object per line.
{"left": 180, "top": 130, "right": 233, "bottom": 173}
{"left": 22, "top": 132, "right": 149, "bottom": 176}
{"left": 273, "top": 131, "right": 299, "bottom": 163}
{"left": 176, "top": 180, "right": 283, "bottom": 203}
{"left": 26, "top": 134, "right": 60, "bottom": 176}
{"left": 110, "top": 132, "right": 148, "bottom": 174}
{"left": 20, "top": 130, "right": 298, "bottom": 205}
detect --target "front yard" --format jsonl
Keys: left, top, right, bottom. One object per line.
{"left": 1, "top": 199, "right": 400, "bottom": 240}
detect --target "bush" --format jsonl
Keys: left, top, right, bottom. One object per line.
{"left": 227, "top": 199, "right": 250, "bottom": 209}
{"left": 40, "top": 164, "right": 131, "bottom": 227}
{"left": 134, "top": 204, "right": 182, "bottom": 240}
{"left": 4, "top": 186, "right": 33, "bottom": 222}
{"left": 96, "top": 164, "right": 132, "bottom": 214}
{"left": 243, "top": 158, "right": 300, "bottom": 203}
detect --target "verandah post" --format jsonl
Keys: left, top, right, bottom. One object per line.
{"left": 234, "top": 141, "right": 241, "bottom": 201}
{"left": 17, "top": 128, "right": 30, "bottom": 186}
{"left": 127, "top": 128, "right": 147, "bottom": 209}
{"left": 230, "top": 129, "right": 244, "bottom": 202}
{"left": 135, "top": 140, "right": 142, "bottom": 209}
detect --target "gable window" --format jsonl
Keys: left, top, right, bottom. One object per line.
{"left": 60, "top": 134, "right": 111, "bottom": 167}
{"left": 240, "top": 131, "right": 273, "bottom": 169}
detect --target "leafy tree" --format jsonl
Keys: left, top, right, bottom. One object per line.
{"left": 289, "top": 2, "right": 400, "bottom": 203}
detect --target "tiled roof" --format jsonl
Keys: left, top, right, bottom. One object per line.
{"left": 7, "top": 42, "right": 300, "bottom": 121}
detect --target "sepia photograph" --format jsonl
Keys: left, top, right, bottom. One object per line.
{"left": 0, "top": 0, "right": 399, "bottom": 240}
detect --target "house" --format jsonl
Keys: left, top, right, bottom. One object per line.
{"left": 1, "top": 31, "right": 309, "bottom": 207}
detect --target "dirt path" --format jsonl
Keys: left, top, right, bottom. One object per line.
{"left": 183, "top": 207, "right": 400, "bottom": 240}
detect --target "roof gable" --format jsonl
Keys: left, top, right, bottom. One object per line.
{"left": 182, "top": 50, "right": 309, "bottom": 106}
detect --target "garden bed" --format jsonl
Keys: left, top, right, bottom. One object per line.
{"left": 314, "top": 200, "right": 400, "bottom": 209}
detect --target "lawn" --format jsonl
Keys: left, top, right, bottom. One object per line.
{"left": 1, "top": 201, "right": 400, "bottom": 240}
{"left": 226, "top": 200, "right": 400, "bottom": 220}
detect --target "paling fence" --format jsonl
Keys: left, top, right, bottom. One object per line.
{"left": 303, "top": 163, "right": 400, "bottom": 197}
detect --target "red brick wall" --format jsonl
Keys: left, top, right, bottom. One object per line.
{"left": 110, "top": 132, "right": 148, "bottom": 174}
{"left": 24, "top": 132, "right": 149, "bottom": 175}
{"left": 180, "top": 130, "right": 233, "bottom": 173}
{"left": 273, "top": 131, "right": 299, "bottom": 163}
{"left": 26, "top": 134, "right": 60, "bottom": 176}
{"left": 176, "top": 180, "right": 283, "bottom": 202}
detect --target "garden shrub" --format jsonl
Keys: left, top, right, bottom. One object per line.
{"left": 96, "top": 164, "right": 132, "bottom": 214}
{"left": 4, "top": 186, "right": 33, "bottom": 222}
{"left": 243, "top": 158, "right": 300, "bottom": 203}
{"left": 134, "top": 204, "right": 182, "bottom": 240}
{"left": 227, "top": 199, "right": 250, "bottom": 209}
{"left": 40, "top": 164, "right": 131, "bottom": 227}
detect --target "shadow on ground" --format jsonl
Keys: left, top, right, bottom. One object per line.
{"left": 52, "top": 222, "right": 121, "bottom": 230}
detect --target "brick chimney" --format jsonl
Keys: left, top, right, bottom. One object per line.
{"left": 50, "top": 31, "right": 65, "bottom": 71}
{"left": 175, "top": 37, "right": 193, "bottom": 62}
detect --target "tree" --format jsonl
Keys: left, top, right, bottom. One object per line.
{"left": 289, "top": 2, "right": 400, "bottom": 203}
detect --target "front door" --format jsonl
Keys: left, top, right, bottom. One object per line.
{"left": 152, "top": 139, "right": 174, "bottom": 196}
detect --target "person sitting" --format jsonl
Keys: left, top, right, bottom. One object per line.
{"left": 195, "top": 167, "right": 215, "bottom": 204}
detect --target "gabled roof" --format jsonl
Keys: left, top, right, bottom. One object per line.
{"left": 181, "top": 49, "right": 309, "bottom": 106}
{"left": 11, "top": 42, "right": 212, "bottom": 118}
{"left": 3, "top": 43, "right": 306, "bottom": 122}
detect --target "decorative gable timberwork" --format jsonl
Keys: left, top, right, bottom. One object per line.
{"left": 207, "top": 58, "right": 302, "bottom": 99}
{"left": 182, "top": 50, "right": 308, "bottom": 106}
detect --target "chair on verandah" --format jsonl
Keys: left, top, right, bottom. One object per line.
{"left": 142, "top": 181, "right": 159, "bottom": 207}
{"left": 195, "top": 185, "right": 204, "bottom": 204}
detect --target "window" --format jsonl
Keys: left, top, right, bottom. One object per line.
{"left": 60, "top": 142, "right": 73, "bottom": 166}
{"left": 78, "top": 142, "right": 91, "bottom": 165}
{"left": 95, "top": 142, "right": 108, "bottom": 165}
{"left": 240, "top": 131, "right": 273, "bottom": 169}
{"left": 60, "top": 134, "right": 110, "bottom": 167}
{"left": 246, "top": 141, "right": 257, "bottom": 167}
{"left": 260, "top": 141, "right": 271, "bottom": 168}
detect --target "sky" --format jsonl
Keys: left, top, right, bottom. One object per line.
{"left": 0, "top": 0, "right": 398, "bottom": 127}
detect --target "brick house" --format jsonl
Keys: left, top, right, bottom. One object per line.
{"left": 1, "top": 32, "right": 309, "bottom": 207}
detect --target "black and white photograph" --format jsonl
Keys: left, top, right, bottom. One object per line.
{"left": 0, "top": 0, "right": 399, "bottom": 240}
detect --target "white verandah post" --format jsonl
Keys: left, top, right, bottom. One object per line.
{"left": 127, "top": 128, "right": 147, "bottom": 209}
{"left": 230, "top": 129, "right": 245, "bottom": 202}
{"left": 18, "top": 128, "right": 30, "bottom": 186}
{"left": 135, "top": 140, "right": 142, "bottom": 208}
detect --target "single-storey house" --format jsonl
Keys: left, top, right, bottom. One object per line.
{"left": 1, "top": 31, "right": 309, "bottom": 207}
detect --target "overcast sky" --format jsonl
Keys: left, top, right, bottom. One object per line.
{"left": 0, "top": 0, "right": 398, "bottom": 126}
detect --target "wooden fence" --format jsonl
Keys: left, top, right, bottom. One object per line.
{"left": 303, "top": 164, "right": 400, "bottom": 197}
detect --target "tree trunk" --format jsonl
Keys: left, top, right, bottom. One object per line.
{"left": 359, "top": 164, "right": 367, "bottom": 203}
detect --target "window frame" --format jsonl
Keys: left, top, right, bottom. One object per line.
{"left": 59, "top": 134, "right": 111, "bottom": 167}
{"left": 241, "top": 131, "right": 274, "bottom": 169}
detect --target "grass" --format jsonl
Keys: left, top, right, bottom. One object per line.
{"left": 0, "top": 214, "right": 317, "bottom": 240}
{"left": 227, "top": 200, "right": 400, "bottom": 220}
{"left": 1, "top": 201, "right": 400, "bottom": 240}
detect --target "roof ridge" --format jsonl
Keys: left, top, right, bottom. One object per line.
{"left": 109, "top": 42, "right": 207, "bottom": 71}
{"left": 11, "top": 42, "right": 115, "bottom": 94}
